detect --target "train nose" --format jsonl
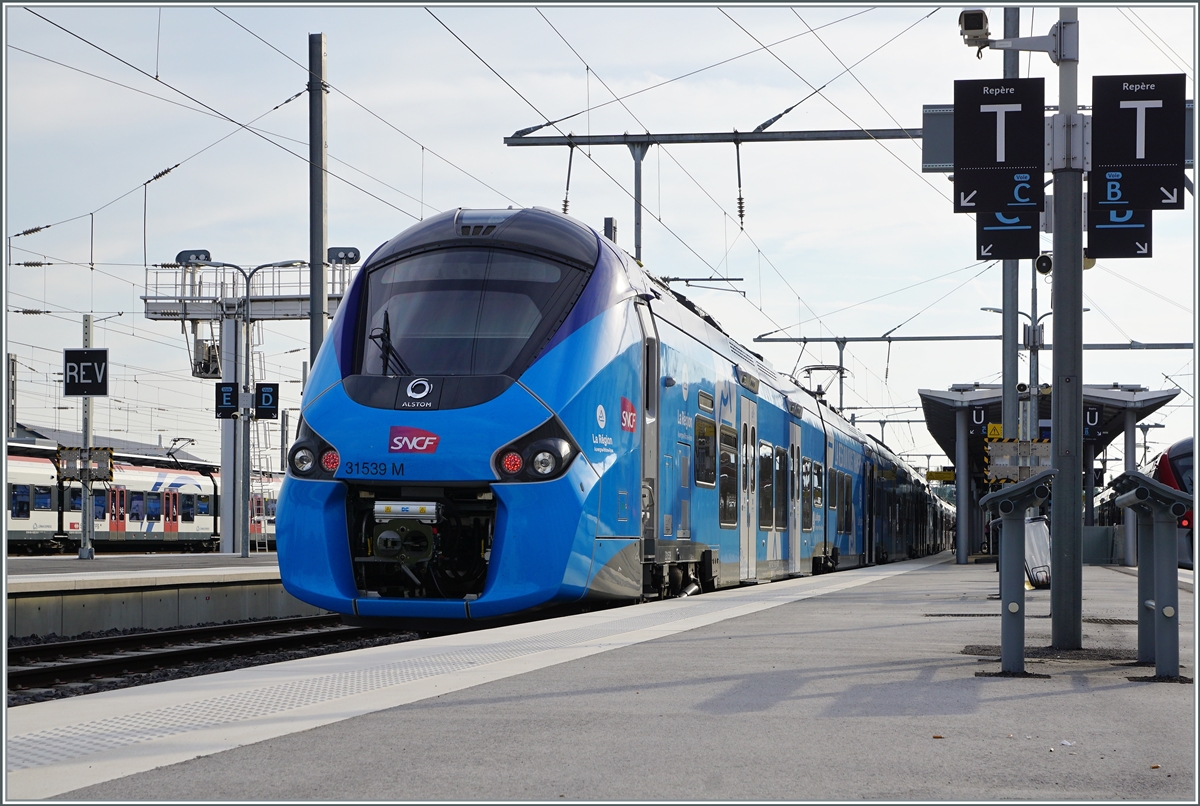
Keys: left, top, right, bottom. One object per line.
{"left": 297, "top": 377, "right": 557, "bottom": 483}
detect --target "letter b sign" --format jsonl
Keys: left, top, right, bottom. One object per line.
{"left": 255, "top": 383, "right": 279, "bottom": 420}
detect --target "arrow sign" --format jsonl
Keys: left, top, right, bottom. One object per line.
{"left": 1085, "top": 194, "right": 1153, "bottom": 258}
{"left": 953, "top": 78, "right": 1045, "bottom": 213}
{"left": 1091, "top": 73, "right": 1185, "bottom": 211}
{"left": 977, "top": 210, "right": 1039, "bottom": 259}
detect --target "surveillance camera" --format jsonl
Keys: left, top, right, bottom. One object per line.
{"left": 1035, "top": 253, "right": 1054, "bottom": 275}
{"left": 1016, "top": 382, "right": 1029, "bottom": 394}
{"left": 959, "top": 9, "right": 990, "bottom": 46}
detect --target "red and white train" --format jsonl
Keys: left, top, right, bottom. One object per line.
{"left": 5, "top": 445, "right": 280, "bottom": 554}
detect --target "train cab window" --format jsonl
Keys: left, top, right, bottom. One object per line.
{"left": 813, "top": 462, "right": 824, "bottom": 509}
{"left": 196, "top": 494, "right": 211, "bottom": 516}
{"left": 181, "top": 494, "right": 196, "bottom": 522}
{"left": 774, "top": 447, "right": 788, "bottom": 529}
{"left": 33, "top": 486, "right": 52, "bottom": 510}
{"left": 758, "top": 442, "right": 774, "bottom": 528}
{"left": 68, "top": 487, "right": 82, "bottom": 511}
{"left": 694, "top": 416, "right": 717, "bottom": 486}
{"left": 146, "top": 492, "right": 162, "bottom": 522}
{"left": 10, "top": 485, "right": 31, "bottom": 519}
{"left": 801, "top": 457, "right": 813, "bottom": 530}
{"left": 718, "top": 426, "right": 738, "bottom": 527}
{"left": 360, "top": 248, "right": 589, "bottom": 379}
{"left": 129, "top": 491, "right": 145, "bottom": 521}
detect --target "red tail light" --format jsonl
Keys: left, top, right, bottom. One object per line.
{"left": 1181, "top": 513, "right": 1192, "bottom": 530}
{"left": 321, "top": 450, "right": 340, "bottom": 472}
{"left": 500, "top": 451, "right": 524, "bottom": 475}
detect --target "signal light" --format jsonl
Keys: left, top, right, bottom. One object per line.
{"left": 321, "top": 450, "right": 341, "bottom": 472}
{"left": 1181, "top": 515, "right": 1191, "bottom": 529}
{"left": 500, "top": 451, "right": 524, "bottom": 475}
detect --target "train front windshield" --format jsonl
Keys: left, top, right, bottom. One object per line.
{"left": 359, "top": 248, "right": 588, "bottom": 377}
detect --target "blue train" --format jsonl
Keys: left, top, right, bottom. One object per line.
{"left": 278, "top": 207, "right": 953, "bottom": 629}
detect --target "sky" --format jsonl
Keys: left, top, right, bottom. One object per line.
{"left": 3, "top": 3, "right": 1197, "bottom": 473}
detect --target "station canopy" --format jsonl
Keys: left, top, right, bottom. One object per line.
{"left": 918, "top": 383, "right": 1179, "bottom": 480}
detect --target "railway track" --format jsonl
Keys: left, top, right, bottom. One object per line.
{"left": 7, "top": 615, "right": 373, "bottom": 690}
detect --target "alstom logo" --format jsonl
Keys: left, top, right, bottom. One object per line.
{"left": 388, "top": 426, "right": 440, "bottom": 453}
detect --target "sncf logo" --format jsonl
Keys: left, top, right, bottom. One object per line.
{"left": 620, "top": 396, "right": 637, "bottom": 432}
{"left": 388, "top": 426, "right": 440, "bottom": 453}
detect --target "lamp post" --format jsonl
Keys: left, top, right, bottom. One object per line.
{"left": 181, "top": 256, "right": 305, "bottom": 557}
{"left": 982, "top": 307, "right": 1088, "bottom": 438}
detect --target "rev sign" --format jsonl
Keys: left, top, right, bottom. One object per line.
{"left": 953, "top": 78, "right": 1045, "bottom": 214}
{"left": 1090, "top": 74, "right": 1186, "bottom": 211}
{"left": 63, "top": 349, "right": 108, "bottom": 396}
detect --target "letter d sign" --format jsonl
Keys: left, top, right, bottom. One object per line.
{"left": 254, "top": 382, "right": 280, "bottom": 420}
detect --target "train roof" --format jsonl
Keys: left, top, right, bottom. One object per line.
{"left": 7, "top": 442, "right": 218, "bottom": 474}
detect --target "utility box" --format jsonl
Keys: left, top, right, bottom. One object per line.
{"left": 1083, "top": 525, "right": 1118, "bottom": 565}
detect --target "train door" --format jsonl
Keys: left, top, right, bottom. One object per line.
{"left": 676, "top": 443, "right": 692, "bottom": 539}
{"left": 251, "top": 494, "right": 265, "bottom": 534}
{"left": 163, "top": 490, "right": 180, "bottom": 534}
{"left": 107, "top": 487, "right": 127, "bottom": 539}
{"left": 789, "top": 422, "right": 802, "bottom": 574}
{"left": 864, "top": 463, "right": 876, "bottom": 565}
{"left": 739, "top": 397, "right": 757, "bottom": 581}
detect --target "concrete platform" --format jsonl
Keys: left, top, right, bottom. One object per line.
{"left": 5, "top": 553, "right": 1195, "bottom": 800}
{"left": 5, "top": 553, "right": 320, "bottom": 637}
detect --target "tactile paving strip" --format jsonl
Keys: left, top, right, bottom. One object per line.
{"left": 7, "top": 578, "right": 829, "bottom": 771}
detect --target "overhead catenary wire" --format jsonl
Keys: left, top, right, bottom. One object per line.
{"left": 214, "top": 7, "right": 520, "bottom": 208}
{"left": 23, "top": 9, "right": 420, "bottom": 223}
{"left": 531, "top": 9, "right": 978, "bottom": 418}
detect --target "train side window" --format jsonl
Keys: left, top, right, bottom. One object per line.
{"left": 266, "top": 497, "right": 278, "bottom": 518}
{"left": 69, "top": 487, "right": 82, "bottom": 511}
{"left": 181, "top": 494, "right": 195, "bottom": 522}
{"left": 146, "top": 492, "right": 162, "bottom": 522}
{"left": 740, "top": 424, "right": 749, "bottom": 491}
{"left": 829, "top": 469, "right": 839, "bottom": 512}
{"left": 844, "top": 473, "right": 853, "bottom": 534}
{"left": 94, "top": 494, "right": 106, "bottom": 521}
{"left": 758, "top": 442, "right": 774, "bottom": 528}
{"left": 10, "top": 485, "right": 31, "bottom": 519}
{"left": 197, "top": 494, "right": 211, "bottom": 516}
{"left": 813, "top": 462, "right": 824, "bottom": 509}
{"left": 801, "top": 457, "right": 813, "bottom": 531}
{"left": 129, "top": 491, "right": 145, "bottom": 521}
{"left": 33, "top": 486, "right": 52, "bottom": 510}
{"left": 694, "top": 416, "right": 717, "bottom": 486}
{"left": 774, "top": 446, "right": 788, "bottom": 529}
{"left": 718, "top": 426, "right": 738, "bottom": 527}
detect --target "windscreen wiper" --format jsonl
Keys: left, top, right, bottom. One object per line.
{"left": 367, "top": 311, "right": 414, "bottom": 376}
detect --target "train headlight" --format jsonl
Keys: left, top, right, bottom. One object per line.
{"left": 500, "top": 451, "right": 524, "bottom": 475}
{"left": 531, "top": 450, "right": 557, "bottom": 476}
{"left": 292, "top": 447, "right": 316, "bottom": 474}
{"left": 321, "top": 450, "right": 341, "bottom": 472}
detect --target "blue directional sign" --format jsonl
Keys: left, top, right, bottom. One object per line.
{"left": 1090, "top": 74, "right": 1186, "bottom": 211}
{"left": 254, "top": 383, "right": 279, "bottom": 420}
{"left": 214, "top": 382, "right": 237, "bottom": 419}
{"left": 1086, "top": 202, "right": 1153, "bottom": 259}
{"left": 976, "top": 210, "right": 1040, "bottom": 260}
{"left": 953, "top": 78, "right": 1045, "bottom": 214}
